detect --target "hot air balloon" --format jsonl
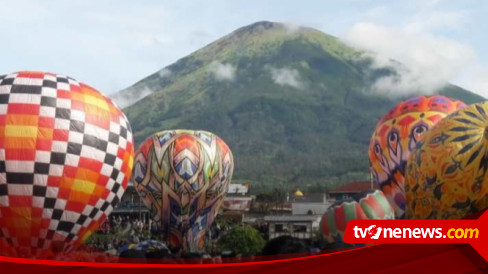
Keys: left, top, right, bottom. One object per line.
{"left": 405, "top": 102, "right": 488, "bottom": 219}
{"left": 369, "top": 95, "right": 466, "bottom": 218}
{"left": 321, "top": 190, "right": 394, "bottom": 244}
{"left": 0, "top": 71, "right": 134, "bottom": 257}
{"left": 132, "top": 130, "right": 233, "bottom": 252}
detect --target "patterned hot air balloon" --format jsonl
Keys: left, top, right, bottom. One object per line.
{"left": 369, "top": 95, "right": 466, "bottom": 218}
{"left": 321, "top": 190, "right": 394, "bottom": 243}
{"left": 0, "top": 71, "right": 134, "bottom": 256}
{"left": 405, "top": 102, "right": 488, "bottom": 219}
{"left": 132, "top": 130, "right": 233, "bottom": 252}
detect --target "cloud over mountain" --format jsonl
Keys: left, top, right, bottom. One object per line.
{"left": 209, "top": 61, "right": 236, "bottom": 81}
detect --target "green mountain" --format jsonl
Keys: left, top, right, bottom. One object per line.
{"left": 114, "top": 21, "right": 485, "bottom": 191}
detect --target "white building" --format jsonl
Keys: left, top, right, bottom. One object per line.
{"left": 264, "top": 215, "right": 322, "bottom": 240}
{"left": 223, "top": 183, "right": 252, "bottom": 211}
{"left": 291, "top": 193, "right": 330, "bottom": 215}
{"left": 227, "top": 183, "right": 249, "bottom": 195}
{"left": 222, "top": 196, "right": 253, "bottom": 211}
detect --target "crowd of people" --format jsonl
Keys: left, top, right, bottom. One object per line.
{"left": 85, "top": 215, "right": 154, "bottom": 254}
{"left": 1, "top": 213, "right": 349, "bottom": 263}
{"left": 111, "top": 235, "right": 329, "bottom": 264}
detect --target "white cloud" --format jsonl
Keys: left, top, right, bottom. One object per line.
{"left": 110, "top": 86, "right": 153, "bottom": 109}
{"left": 158, "top": 68, "right": 172, "bottom": 78}
{"left": 343, "top": 22, "right": 476, "bottom": 96}
{"left": 268, "top": 67, "right": 303, "bottom": 89}
{"left": 341, "top": 2, "right": 488, "bottom": 98}
{"left": 283, "top": 22, "right": 301, "bottom": 33}
{"left": 0, "top": 0, "right": 487, "bottom": 99}
{"left": 208, "top": 61, "right": 236, "bottom": 81}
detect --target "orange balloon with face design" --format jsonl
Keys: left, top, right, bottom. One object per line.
{"left": 369, "top": 95, "right": 466, "bottom": 218}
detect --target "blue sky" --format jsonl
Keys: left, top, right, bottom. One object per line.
{"left": 1, "top": 0, "right": 487, "bottom": 97}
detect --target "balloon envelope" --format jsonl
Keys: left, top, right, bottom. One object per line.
{"left": 133, "top": 130, "right": 233, "bottom": 252}
{"left": 369, "top": 95, "right": 466, "bottom": 218}
{"left": 321, "top": 190, "right": 394, "bottom": 243}
{"left": 0, "top": 71, "right": 134, "bottom": 256}
{"left": 406, "top": 102, "right": 488, "bottom": 219}
{"left": 133, "top": 240, "right": 170, "bottom": 253}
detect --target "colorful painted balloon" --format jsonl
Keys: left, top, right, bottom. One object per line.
{"left": 406, "top": 102, "right": 488, "bottom": 219}
{"left": 0, "top": 71, "right": 134, "bottom": 255}
{"left": 369, "top": 95, "right": 466, "bottom": 218}
{"left": 321, "top": 190, "right": 394, "bottom": 243}
{"left": 133, "top": 130, "right": 233, "bottom": 252}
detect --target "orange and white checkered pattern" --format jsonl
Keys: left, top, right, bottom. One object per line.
{"left": 0, "top": 71, "right": 134, "bottom": 253}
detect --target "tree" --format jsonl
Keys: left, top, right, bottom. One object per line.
{"left": 217, "top": 226, "right": 266, "bottom": 256}
{"left": 273, "top": 187, "right": 286, "bottom": 211}
{"left": 255, "top": 192, "right": 274, "bottom": 213}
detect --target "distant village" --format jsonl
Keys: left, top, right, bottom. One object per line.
{"left": 108, "top": 181, "right": 377, "bottom": 248}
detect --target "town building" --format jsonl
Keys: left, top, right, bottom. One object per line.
{"left": 222, "top": 183, "right": 252, "bottom": 212}
{"left": 327, "top": 181, "right": 377, "bottom": 201}
{"left": 291, "top": 193, "right": 330, "bottom": 215}
{"left": 264, "top": 189, "right": 327, "bottom": 242}
{"left": 220, "top": 183, "right": 254, "bottom": 223}
{"left": 264, "top": 215, "right": 321, "bottom": 241}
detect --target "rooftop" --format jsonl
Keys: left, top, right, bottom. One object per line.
{"left": 264, "top": 215, "right": 321, "bottom": 222}
{"left": 227, "top": 183, "right": 249, "bottom": 195}
{"left": 328, "top": 181, "right": 377, "bottom": 194}
{"left": 292, "top": 193, "right": 327, "bottom": 203}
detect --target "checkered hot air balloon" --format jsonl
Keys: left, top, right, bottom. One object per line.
{"left": 406, "top": 102, "right": 488, "bottom": 219}
{"left": 369, "top": 95, "right": 466, "bottom": 218}
{"left": 321, "top": 190, "right": 394, "bottom": 244}
{"left": 0, "top": 71, "right": 134, "bottom": 257}
{"left": 132, "top": 130, "right": 233, "bottom": 253}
